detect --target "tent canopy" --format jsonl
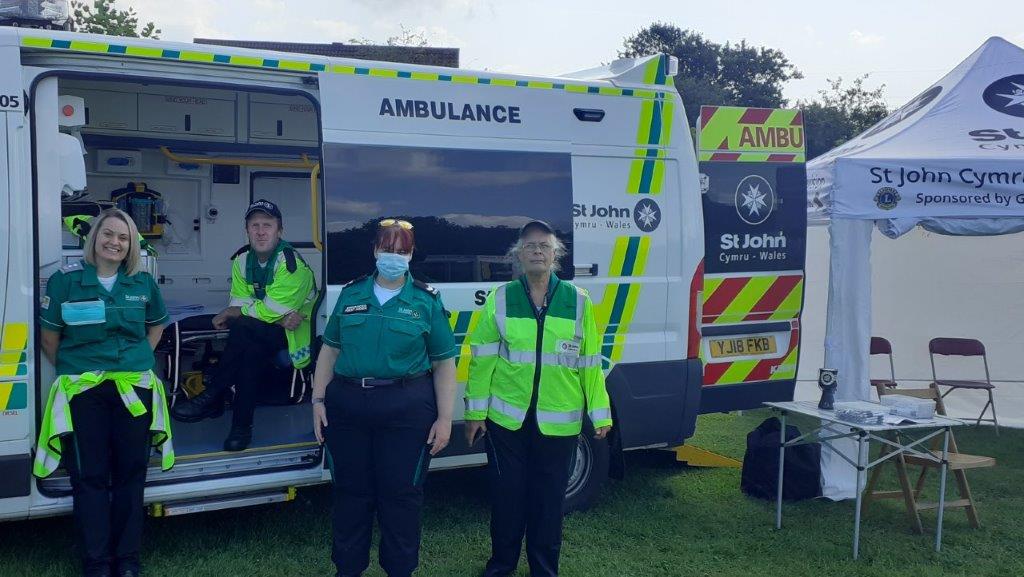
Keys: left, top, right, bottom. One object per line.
{"left": 805, "top": 37, "right": 1024, "bottom": 499}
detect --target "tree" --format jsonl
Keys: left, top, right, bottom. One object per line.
{"left": 799, "top": 75, "right": 889, "bottom": 159}
{"left": 621, "top": 23, "right": 802, "bottom": 127}
{"left": 349, "top": 25, "right": 429, "bottom": 47}
{"left": 71, "top": 0, "right": 160, "bottom": 38}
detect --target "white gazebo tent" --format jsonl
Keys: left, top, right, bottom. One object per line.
{"left": 807, "top": 36, "right": 1024, "bottom": 499}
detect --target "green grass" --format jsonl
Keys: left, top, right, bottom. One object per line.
{"left": 4, "top": 410, "right": 1023, "bottom": 576}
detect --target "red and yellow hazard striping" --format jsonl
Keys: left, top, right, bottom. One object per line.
{"left": 697, "top": 106, "right": 805, "bottom": 157}
{"left": 702, "top": 324, "right": 800, "bottom": 386}
{"left": 702, "top": 274, "right": 803, "bottom": 325}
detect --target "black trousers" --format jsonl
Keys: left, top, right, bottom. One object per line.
{"left": 66, "top": 382, "right": 153, "bottom": 577}
{"left": 210, "top": 315, "right": 287, "bottom": 429}
{"left": 324, "top": 375, "right": 437, "bottom": 577}
{"left": 484, "top": 418, "right": 577, "bottom": 577}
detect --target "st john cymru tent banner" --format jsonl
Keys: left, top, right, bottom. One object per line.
{"left": 831, "top": 159, "right": 1024, "bottom": 219}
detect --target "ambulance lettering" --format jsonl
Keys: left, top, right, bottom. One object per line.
{"left": 379, "top": 98, "right": 522, "bottom": 124}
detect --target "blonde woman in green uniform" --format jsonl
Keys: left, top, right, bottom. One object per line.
{"left": 35, "top": 208, "right": 172, "bottom": 577}
{"left": 311, "top": 219, "right": 457, "bottom": 577}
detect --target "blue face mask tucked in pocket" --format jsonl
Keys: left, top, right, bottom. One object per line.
{"left": 61, "top": 300, "right": 107, "bottom": 326}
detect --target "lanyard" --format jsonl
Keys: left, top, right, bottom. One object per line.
{"left": 522, "top": 279, "right": 549, "bottom": 320}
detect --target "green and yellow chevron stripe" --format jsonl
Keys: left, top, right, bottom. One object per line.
{"left": 628, "top": 94, "right": 674, "bottom": 195}
{"left": 595, "top": 236, "right": 650, "bottom": 367}
{"left": 0, "top": 382, "right": 28, "bottom": 411}
{"left": 448, "top": 309, "right": 482, "bottom": 383}
{"left": 0, "top": 323, "right": 28, "bottom": 379}
{"left": 21, "top": 37, "right": 668, "bottom": 100}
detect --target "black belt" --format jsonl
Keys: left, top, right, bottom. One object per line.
{"left": 338, "top": 371, "right": 431, "bottom": 389}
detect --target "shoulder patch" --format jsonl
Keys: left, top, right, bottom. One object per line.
{"left": 230, "top": 245, "right": 250, "bottom": 260}
{"left": 413, "top": 279, "right": 439, "bottom": 297}
{"left": 343, "top": 274, "right": 370, "bottom": 288}
{"left": 61, "top": 261, "right": 83, "bottom": 273}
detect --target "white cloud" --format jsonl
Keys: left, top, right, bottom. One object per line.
{"left": 310, "top": 19, "right": 361, "bottom": 41}
{"left": 440, "top": 213, "right": 534, "bottom": 228}
{"left": 849, "top": 30, "right": 884, "bottom": 46}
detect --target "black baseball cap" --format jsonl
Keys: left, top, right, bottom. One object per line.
{"left": 245, "top": 199, "right": 283, "bottom": 221}
{"left": 519, "top": 219, "right": 554, "bottom": 237}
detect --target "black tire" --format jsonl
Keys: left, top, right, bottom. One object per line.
{"left": 562, "top": 421, "right": 609, "bottom": 513}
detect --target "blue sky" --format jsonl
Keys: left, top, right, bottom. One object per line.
{"left": 128, "top": 0, "right": 1018, "bottom": 108}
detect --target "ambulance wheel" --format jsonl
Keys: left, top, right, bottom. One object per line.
{"left": 563, "top": 422, "right": 609, "bottom": 513}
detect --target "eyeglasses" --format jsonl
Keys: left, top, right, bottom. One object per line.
{"left": 379, "top": 218, "right": 413, "bottom": 230}
{"left": 522, "top": 242, "right": 554, "bottom": 252}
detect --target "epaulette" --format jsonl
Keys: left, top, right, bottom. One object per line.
{"left": 413, "top": 279, "right": 439, "bottom": 297}
{"left": 61, "top": 261, "right": 83, "bottom": 273}
{"left": 343, "top": 274, "right": 370, "bottom": 288}
{"left": 282, "top": 247, "right": 297, "bottom": 273}
{"left": 230, "top": 245, "right": 250, "bottom": 260}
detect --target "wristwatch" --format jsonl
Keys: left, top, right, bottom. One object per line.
{"left": 312, "top": 397, "right": 325, "bottom": 405}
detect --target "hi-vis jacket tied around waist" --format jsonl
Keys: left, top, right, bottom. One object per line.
{"left": 465, "top": 275, "right": 613, "bottom": 436}
{"left": 34, "top": 370, "right": 174, "bottom": 477}
{"left": 229, "top": 240, "right": 317, "bottom": 368}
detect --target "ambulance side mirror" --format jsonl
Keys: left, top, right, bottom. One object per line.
{"left": 57, "top": 132, "right": 87, "bottom": 197}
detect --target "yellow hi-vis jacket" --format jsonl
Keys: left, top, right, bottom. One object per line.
{"left": 34, "top": 370, "right": 174, "bottom": 477}
{"left": 229, "top": 241, "right": 317, "bottom": 368}
{"left": 466, "top": 274, "right": 613, "bottom": 436}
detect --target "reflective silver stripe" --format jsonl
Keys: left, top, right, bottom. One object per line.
{"left": 494, "top": 284, "right": 507, "bottom": 339}
{"left": 465, "top": 397, "right": 489, "bottom": 412}
{"left": 502, "top": 348, "right": 534, "bottom": 364}
{"left": 575, "top": 354, "right": 603, "bottom": 369}
{"left": 498, "top": 349, "right": 600, "bottom": 370}
{"left": 536, "top": 408, "right": 583, "bottom": 424}
{"left": 229, "top": 297, "right": 254, "bottom": 307}
{"left": 489, "top": 395, "right": 527, "bottom": 421}
{"left": 471, "top": 343, "right": 500, "bottom": 357}
{"left": 589, "top": 408, "right": 612, "bottom": 422}
{"left": 574, "top": 286, "right": 586, "bottom": 342}
{"left": 262, "top": 295, "right": 293, "bottom": 315}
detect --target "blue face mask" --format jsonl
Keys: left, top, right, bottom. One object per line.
{"left": 376, "top": 252, "right": 410, "bottom": 281}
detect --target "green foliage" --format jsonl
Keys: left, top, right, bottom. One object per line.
{"left": 801, "top": 75, "right": 890, "bottom": 159}
{"left": 70, "top": 0, "right": 159, "bottom": 39}
{"left": 621, "top": 23, "right": 803, "bottom": 127}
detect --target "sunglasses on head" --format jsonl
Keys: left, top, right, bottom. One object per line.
{"left": 379, "top": 218, "right": 413, "bottom": 230}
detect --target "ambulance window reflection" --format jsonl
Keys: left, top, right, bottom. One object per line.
{"left": 321, "top": 144, "right": 574, "bottom": 285}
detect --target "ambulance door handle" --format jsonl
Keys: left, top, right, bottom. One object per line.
{"left": 574, "top": 263, "right": 598, "bottom": 277}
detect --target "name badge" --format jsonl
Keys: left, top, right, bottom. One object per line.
{"left": 343, "top": 304, "right": 369, "bottom": 314}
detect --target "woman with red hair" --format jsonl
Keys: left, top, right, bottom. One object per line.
{"left": 310, "top": 218, "right": 457, "bottom": 577}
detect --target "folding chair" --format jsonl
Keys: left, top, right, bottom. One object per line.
{"left": 870, "top": 336, "right": 899, "bottom": 398}
{"left": 862, "top": 385, "right": 996, "bottom": 532}
{"left": 929, "top": 337, "right": 998, "bottom": 434}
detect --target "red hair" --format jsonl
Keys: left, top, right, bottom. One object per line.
{"left": 374, "top": 223, "right": 415, "bottom": 253}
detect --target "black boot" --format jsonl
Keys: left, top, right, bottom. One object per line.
{"left": 171, "top": 389, "right": 225, "bottom": 423}
{"left": 223, "top": 425, "right": 253, "bottom": 452}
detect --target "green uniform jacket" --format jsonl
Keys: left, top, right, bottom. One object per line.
{"left": 323, "top": 274, "right": 457, "bottom": 378}
{"left": 229, "top": 241, "right": 318, "bottom": 368}
{"left": 40, "top": 260, "right": 167, "bottom": 375}
{"left": 466, "top": 273, "right": 613, "bottom": 436}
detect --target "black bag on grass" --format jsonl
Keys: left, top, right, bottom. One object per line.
{"left": 741, "top": 417, "right": 821, "bottom": 501}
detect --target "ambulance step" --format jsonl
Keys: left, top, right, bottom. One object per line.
{"left": 151, "top": 487, "right": 296, "bottom": 517}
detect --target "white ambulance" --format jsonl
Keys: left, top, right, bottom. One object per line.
{"left": 0, "top": 27, "right": 802, "bottom": 521}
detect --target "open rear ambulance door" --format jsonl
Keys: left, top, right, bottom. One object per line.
{"left": 0, "top": 34, "right": 33, "bottom": 517}
{"left": 315, "top": 65, "right": 580, "bottom": 464}
{"left": 696, "top": 106, "right": 808, "bottom": 412}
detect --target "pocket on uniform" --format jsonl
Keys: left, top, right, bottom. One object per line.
{"left": 338, "top": 315, "right": 368, "bottom": 344}
{"left": 387, "top": 318, "right": 425, "bottom": 357}
{"left": 121, "top": 306, "right": 147, "bottom": 339}
{"left": 61, "top": 300, "right": 107, "bottom": 343}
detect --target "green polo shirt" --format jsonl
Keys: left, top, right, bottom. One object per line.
{"left": 323, "top": 274, "right": 456, "bottom": 379}
{"left": 39, "top": 260, "right": 168, "bottom": 376}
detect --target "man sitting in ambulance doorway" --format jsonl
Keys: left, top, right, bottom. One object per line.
{"left": 172, "top": 199, "right": 318, "bottom": 451}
